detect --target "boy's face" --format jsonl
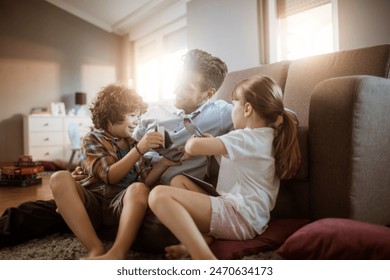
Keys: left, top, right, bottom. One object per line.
{"left": 107, "top": 110, "right": 140, "bottom": 139}
{"left": 173, "top": 70, "right": 211, "bottom": 114}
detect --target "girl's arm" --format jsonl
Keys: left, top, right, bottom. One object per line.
{"left": 185, "top": 136, "right": 227, "bottom": 157}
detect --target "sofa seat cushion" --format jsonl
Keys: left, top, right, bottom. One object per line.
{"left": 210, "top": 218, "right": 309, "bottom": 259}
{"left": 277, "top": 218, "right": 390, "bottom": 259}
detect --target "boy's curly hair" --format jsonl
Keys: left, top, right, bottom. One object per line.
{"left": 90, "top": 84, "right": 148, "bottom": 131}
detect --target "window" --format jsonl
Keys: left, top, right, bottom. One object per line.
{"left": 266, "top": 0, "right": 338, "bottom": 62}
{"left": 161, "top": 48, "right": 188, "bottom": 102}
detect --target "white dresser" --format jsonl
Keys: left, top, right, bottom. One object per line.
{"left": 23, "top": 115, "right": 93, "bottom": 162}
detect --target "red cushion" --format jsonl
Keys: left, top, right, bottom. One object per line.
{"left": 40, "top": 161, "right": 62, "bottom": 171}
{"left": 210, "top": 218, "right": 309, "bottom": 259}
{"left": 277, "top": 218, "right": 390, "bottom": 259}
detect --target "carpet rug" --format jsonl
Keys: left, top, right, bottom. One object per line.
{"left": 0, "top": 233, "right": 282, "bottom": 260}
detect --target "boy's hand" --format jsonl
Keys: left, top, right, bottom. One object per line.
{"left": 71, "top": 166, "right": 87, "bottom": 181}
{"left": 137, "top": 131, "right": 164, "bottom": 154}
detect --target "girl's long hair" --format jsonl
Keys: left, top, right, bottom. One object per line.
{"left": 232, "top": 76, "right": 301, "bottom": 179}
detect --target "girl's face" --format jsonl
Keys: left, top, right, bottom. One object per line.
{"left": 107, "top": 110, "right": 141, "bottom": 139}
{"left": 231, "top": 99, "right": 246, "bottom": 129}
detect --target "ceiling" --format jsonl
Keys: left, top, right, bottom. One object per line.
{"left": 46, "top": 0, "right": 185, "bottom": 36}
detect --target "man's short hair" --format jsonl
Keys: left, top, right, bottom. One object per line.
{"left": 182, "top": 49, "right": 228, "bottom": 92}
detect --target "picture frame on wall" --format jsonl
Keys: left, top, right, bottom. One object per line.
{"left": 51, "top": 102, "right": 66, "bottom": 116}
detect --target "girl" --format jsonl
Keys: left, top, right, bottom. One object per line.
{"left": 50, "top": 84, "right": 168, "bottom": 259}
{"left": 148, "top": 76, "right": 301, "bottom": 259}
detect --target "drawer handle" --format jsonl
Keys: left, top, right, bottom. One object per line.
{"left": 43, "top": 123, "right": 49, "bottom": 127}
{"left": 44, "top": 137, "right": 50, "bottom": 141}
{"left": 45, "top": 152, "right": 50, "bottom": 156}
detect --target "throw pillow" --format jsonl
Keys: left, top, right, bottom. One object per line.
{"left": 277, "top": 218, "right": 390, "bottom": 259}
{"left": 210, "top": 218, "right": 309, "bottom": 259}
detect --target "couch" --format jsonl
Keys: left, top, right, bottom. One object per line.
{"left": 208, "top": 44, "right": 390, "bottom": 259}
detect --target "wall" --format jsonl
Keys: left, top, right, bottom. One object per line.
{"left": 1, "top": 0, "right": 389, "bottom": 162}
{"left": 0, "top": 0, "right": 123, "bottom": 162}
{"left": 337, "top": 0, "right": 390, "bottom": 50}
{"left": 187, "top": 0, "right": 260, "bottom": 72}
{"left": 186, "top": 0, "right": 390, "bottom": 68}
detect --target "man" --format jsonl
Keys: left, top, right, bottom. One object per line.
{"left": 133, "top": 49, "right": 233, "bottom": 184}
{"left": 0, "top": 49, "right": 233, "bottom": 251}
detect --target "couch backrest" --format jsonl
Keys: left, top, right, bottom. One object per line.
{"left": 213, "top": 60, "right": 291, "bottom": 103}
{"left": 212, "top": 44, "right": 390, "bottom": 221}
{"left": 283, "top": 44, "right": 390, "bottom": 127}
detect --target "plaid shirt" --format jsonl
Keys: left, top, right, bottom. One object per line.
{"left": 78, "top": 130, "right": 143, "bottom": 189}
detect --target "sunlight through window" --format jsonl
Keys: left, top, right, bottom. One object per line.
{"left": 278, "top": 3, "right": 334, "bottom": 60}
{"left": 137, "top": 59, "right": 159, "bottom": 103}
{"left": 136, "top": 49, "right": 187, "bottom": 104}
{"left": 162, "top": 49, "right": 187, "bottom": 102}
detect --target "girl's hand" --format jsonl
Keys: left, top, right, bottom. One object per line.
{"left": 202, "top": 133, "right": 213, "bottom": 138}
{"left": 177, "top": 146, "right": 191, "bottom": 161}
{"left": 137, "top": 131, "right": 164, "bottom": 154}
{"left": 180, "top": 152, "right": 191, "bottom": 161}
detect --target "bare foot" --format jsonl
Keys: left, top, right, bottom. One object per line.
{"left": 165, "top": 244, "right": 190, "bottom": 259}
{"left": 80, "top": 247, "right": 106, "bottom": 260}
{"left": 82, "top": 252, "right": 124, "bottom": 260}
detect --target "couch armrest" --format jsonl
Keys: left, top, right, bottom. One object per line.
{"left": 309, "top": 75, "right": 390, "bottom": 225}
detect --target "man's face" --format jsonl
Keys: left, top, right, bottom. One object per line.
{"left": 173, "top": 70, "right": 210, "bottom": 114}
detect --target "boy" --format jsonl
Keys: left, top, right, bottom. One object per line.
{"left": 50, "top": 84, "right": 165, "bottom": 259}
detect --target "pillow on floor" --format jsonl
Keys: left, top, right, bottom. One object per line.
{"left": 277, "top": 218, "right": 390, "bottom": 259}
{"left": 210, "top": 218, "right": 309, "bottom": 259}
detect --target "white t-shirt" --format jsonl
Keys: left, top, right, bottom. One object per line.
{"left": 217, "top": 127, "right": 280, "bottom": 234}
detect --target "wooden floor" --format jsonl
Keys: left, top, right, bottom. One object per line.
{"left": 0, "top": 175, "right": 53, "bottom": 216}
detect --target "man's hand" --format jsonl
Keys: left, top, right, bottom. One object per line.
{"left": 160, "top": 156, "right": 182, "bottom": 167}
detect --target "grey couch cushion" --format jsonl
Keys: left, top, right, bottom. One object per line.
{"left": 309, "top": 75, "right": 390, "bottom": 225}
